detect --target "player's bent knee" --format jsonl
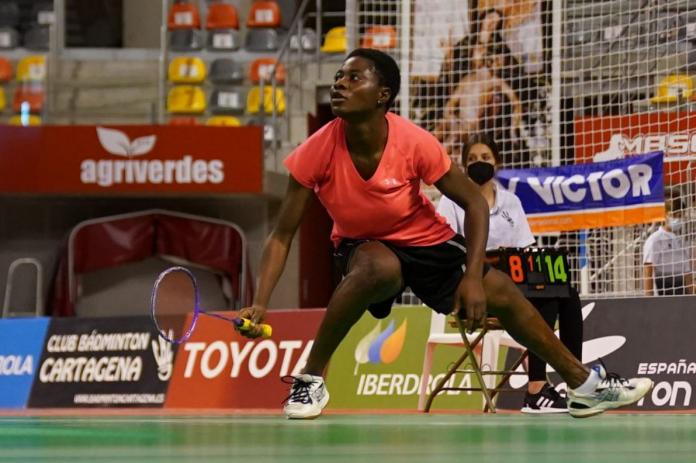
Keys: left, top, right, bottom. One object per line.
{"left": 347, "top": 247, "right": 402, "bottom": 296}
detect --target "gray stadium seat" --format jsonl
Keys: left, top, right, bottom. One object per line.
{"left": 209, "top": 58, "right": 244, "bottom": 84}
{"left": 23, "top": 26, "right": 50, "bottom": 50}
{"left": 207, "top": 29, "right": 241, "bottom": 51}
{"left": 169, "top": 29, "right": 204, "bottom": 51}
{"left": 209, "top": 88, "right": 245, "bottom": 115}
{"left": 0, "top": 2, "right": 20, "bottom": 28}
{"left": 247, "top": 116, "right": 279, "bottom": 146}
{"left": 0, "top": 27, "right": 19, "bottom": 49}
{"left": 244, "top": 28, "right": 279, "bottom": 52}
{"left": 290, "top": 29, "right": 317, "bottom": 51}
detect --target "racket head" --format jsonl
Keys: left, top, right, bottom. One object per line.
{"left": 151, "top": 266, "right": 200, "bottom": 344}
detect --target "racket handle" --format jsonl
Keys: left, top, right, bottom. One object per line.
{"left": 234, "top": 318, "right": 272, "bottom": 338}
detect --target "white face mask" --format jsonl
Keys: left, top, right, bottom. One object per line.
{"left": 668, "top": 217, "right": 683, "bottom": 233}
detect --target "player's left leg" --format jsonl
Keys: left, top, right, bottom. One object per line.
{"left": 482, "top": 269, "right": 652, "bottom": 418}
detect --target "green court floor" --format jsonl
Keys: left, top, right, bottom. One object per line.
{"left": 1, "top": 414, "right": 695, "bottom": 463}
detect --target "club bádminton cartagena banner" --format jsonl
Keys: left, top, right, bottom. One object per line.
{"left": 496, "top": 151, "right": 665, "bottom": 233}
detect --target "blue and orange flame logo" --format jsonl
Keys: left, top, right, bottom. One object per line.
{"left": 354, "top": 319, "right": 407, "bottom": 373}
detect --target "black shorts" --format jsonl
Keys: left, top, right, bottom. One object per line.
{"left": 334, "top": 234, "right": 490, "bottom": 316}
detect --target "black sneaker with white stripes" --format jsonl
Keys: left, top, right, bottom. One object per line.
{"left": 521, "top": 383, "right": 568, "bottom": 414}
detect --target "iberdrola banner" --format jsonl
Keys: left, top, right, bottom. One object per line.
{"left": 496, "top": 151, "right": 665, "bottom": 233}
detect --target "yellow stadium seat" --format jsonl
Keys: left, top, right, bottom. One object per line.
{"left": 0, "top": 87, "right": 5, "bottom": 111}
{"left": 16, "top": 55, "right": 46, "bottom": 82}
{"left": 246, "top": 86, "right": 285, "bottom": 115}
{"left": 651, "top": 74, "right": 694, "bottom": 104}
{"left": 168, "top": 56, "right": 207, "bottom": 84}
{"left": 9, "top": 114, "right": 42, "bottom": 126}
{"left": 321, "top": 26, "right": 347, "bottom": 54}
{"left": 167, "top": 85, "right": 206, "bottom": 114}
{"left": 206, "top": 116, "right": 241, "bottom": 127}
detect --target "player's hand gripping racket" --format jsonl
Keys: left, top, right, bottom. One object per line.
{"left": 151, "top": 266, "right": 272, "bottom": 344}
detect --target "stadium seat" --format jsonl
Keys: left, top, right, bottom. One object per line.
{"left": 167, "top": 1, "right": 201, "bottom": 30}
{"left": 9, "top": 114, "right": 42, "bottom": 126}
{"left": 210, "top": 88, "right": 245, "bottom": 114}
{"left": 168, "top": 56, "right": 207, "bottom": 84}
{"left": 209, "top": 58, "right": 244, "bottom": 84}
{"left": 207, "top": 29, "right": 240, "bottom": 50}
{"left": 0, "top": 57, "right": 12, "bottom": 82}
{"left": 247, "top": 116, "right": 279, "bottom": 146}
{"left": 206, "top": 115, "right": 241, "bottom": 126}
{"left": 246, "top": 86, "right": 285, "bottom": 115}
{"left": 249, "top": 58, "right": 285, "bottom": 84}
{"left": 321, "top": 26, "right": 347, "bottom": 53}
{"left": 169, "top": 29, "right": 204, "bottom": 51}
{"left": 12, "top": 85, "right": 45, "bottom": 113}
{"left": 0, "top": 2, "right": 20, "bottom": 28}
{"left": 16, "top": 55, "right": 46, "bottom": 82}
{"left": 206, "top": 2, "right": 239, "bottom": 29}
{"left": 244, "top": 28, "right": 279, "bottom": 52}
{"left": 246, "top": 1, "right": 281, "bottom": 28}
{"left": 168, "top": 116, "right": 199, "bottom": 125}
{"left": 651, "top": 74, "right": 694, "bottom": 103}
{"left": 0, "top": 27, "right": 19, "bottom": 49}
{"left": 23, "top": 25, "right": 49, "bottom": 50}
{"left": 0, "top": 87, "right": 5, "bottom": 111}
{"left": 290, "top": 28, "right": 317, "bottom": 51}
{"left": 167, "top": 86, "right": 206, "bottom": 114}
{"left": 31, "top": 1, "right": 54, "bottom": 25}
{"left": 360, "top": 25, "right": 397, "bottom": 49}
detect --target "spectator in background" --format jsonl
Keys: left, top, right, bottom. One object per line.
{"left": 437, "top": 133, "right": 584, "bottom": 414}
{"left": 643, "top": 198, "right": 693, "bottom": 296}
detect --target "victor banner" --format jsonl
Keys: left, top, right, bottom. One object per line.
{"left": 496, "top": 151, "right": 665, "bottom": 233}
{"left": 0, "top": 125, "right": 262, "bottom": 194}
{"left": 28, "top": 316, "right": 173, "bottom": 407}
{"left": 164, "top": 309, "right": 325, "bottom": 409}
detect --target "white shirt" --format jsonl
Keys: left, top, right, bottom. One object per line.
{"left": 643, "top": 227, "right": 692, "bottom": 276}
{"left": 436, "top": 184, "right": 535, "bottom": 250}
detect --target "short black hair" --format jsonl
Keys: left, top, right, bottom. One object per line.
{"left": 346, "top": 48, "right": 400, "bottom": 108}
{"left": 462, "top": 133, "right": 502, "bottom": 165}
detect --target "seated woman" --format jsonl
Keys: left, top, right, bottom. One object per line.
{"left": 437, "top": 133, "right": 584, "bottom": 414}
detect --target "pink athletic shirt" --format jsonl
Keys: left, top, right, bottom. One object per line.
{"left": 284, "top": 112, "right": 456, "bottom": 247}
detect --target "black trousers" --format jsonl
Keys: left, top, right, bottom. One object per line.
{"left": 526, "top": 286, "right": 584, "bottom": 382}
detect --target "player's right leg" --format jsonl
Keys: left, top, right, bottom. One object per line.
{"left": 284, "top": 241, "right": 403, "bottom": 419}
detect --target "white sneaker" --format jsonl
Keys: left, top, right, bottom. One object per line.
{"left": 282, "top": 374, "right": 330, "bottom": 419}
{"left": 568, "top": 364, "right": 653, "bottom": 418}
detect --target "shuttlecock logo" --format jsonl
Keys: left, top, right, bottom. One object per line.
{"left": 97, "top": 127, "right": 157, "bottom": 157}
{"left": 151, "top": 332, "right": 174, "bottom": 381}
{"left": 353, "top": 319, "right": 408, "bottom": 374}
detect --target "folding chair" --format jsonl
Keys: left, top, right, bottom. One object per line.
{"left": 421, "top": 313, "right": 528, "bottom": 413}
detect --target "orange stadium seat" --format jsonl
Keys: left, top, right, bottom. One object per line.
{"left": 12, "top": 85, "right": 44, "bottom": 113}
{"left": 206, "top": 2, "right": 239, "bottom": 29}
{"left": 249, "top": 58, "right": 285, "bottom": 84}
{"left": 0, "top": 57, "right": 12, "bottom": 82}
{"left": 168, "top": 1, "right": 201, "bottom": 30}
{"left": 246, "top": 1, "right": 281, "bottom": 28}
{"left": 360, "top": 25, "right": 397, "bottom": 50}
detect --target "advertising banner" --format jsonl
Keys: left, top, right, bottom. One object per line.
{"left": 326, "top": 306, "right": 484, "bottom": 411}
{"left": 0, "top": 125, "right": 262, "bottom": 194}
{"left": 164, "top": 309, "right": 325, "bottom": 409}
{"left": 496, "top": 152, "right": 665, "bottom": 233}
{"left": 28, "top": 316, "right": 173, "bottom": 407}
{"left": 496, "top": 296, "right": 696, "bottom": 411}
{"left": 575, "top": 112, "right": 696, "bottom": 185}
{"left": 0, "top": 317, "right": 50, "bottom": 408}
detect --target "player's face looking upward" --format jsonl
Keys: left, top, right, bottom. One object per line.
{"left": 330, "top": 57, "right": 392, "bottom": 119}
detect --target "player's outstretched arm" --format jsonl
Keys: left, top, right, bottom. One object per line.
{"left": 238, "top": 175, "right": 313, "bottom": 337}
